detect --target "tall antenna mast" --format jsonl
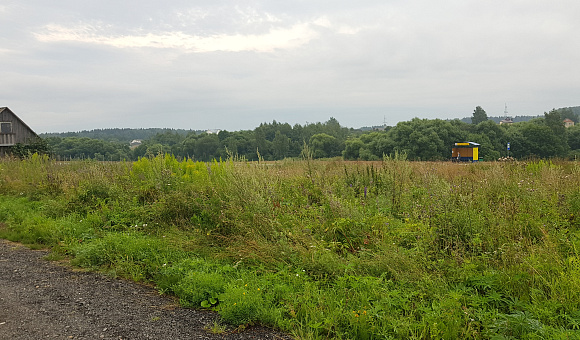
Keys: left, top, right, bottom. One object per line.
{"left": 504, "top": 103, "right": 508, "bottom": 118}
{"left": 383, "top": 115, "right": 387, "bottom": 126}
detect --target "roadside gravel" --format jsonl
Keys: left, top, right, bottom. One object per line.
{"left": 0, "top": 239, "right": 293, "bottom": 340}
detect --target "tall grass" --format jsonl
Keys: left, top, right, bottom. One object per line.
{"left": 1, "top": 154, "right": 580, "bottom": 339}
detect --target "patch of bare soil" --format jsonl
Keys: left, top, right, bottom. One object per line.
{"left": 0, "top": 240, "right": 292, "bottom": 340}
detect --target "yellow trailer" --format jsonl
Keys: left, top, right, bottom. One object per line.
{"left": 452, "top": 142, "right": 480, "bottom": 162}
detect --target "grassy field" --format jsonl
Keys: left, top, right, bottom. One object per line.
{"left": 1, "top": 154, "right": 580, "bottom": 339}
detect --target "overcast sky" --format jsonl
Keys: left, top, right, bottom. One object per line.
{"left": 1, "top": 1, "right": 579, "bottom": 133}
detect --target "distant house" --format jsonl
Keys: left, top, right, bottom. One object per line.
{"left": 564, "top": 118, "right": 575, "bottom": 128}
{"left": 499, "top": 117, "right": 514, "bottom": 125}
{"left": 0, "top": 107, "right": 39, "bottom": 157}
{"left": 130, "top": 139, "right": 143, "bottom": 149}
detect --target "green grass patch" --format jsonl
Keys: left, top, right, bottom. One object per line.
{"left": 2, "top": 155, "right": 580, "bottom": 339}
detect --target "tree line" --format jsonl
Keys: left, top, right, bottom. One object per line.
{"left": 344, "top": 107, "right": 580, "bottom": 161}
{"left": 41, "top": 128, "right": 197, "bottom": 143}
{"left": 35, "top": 107, "right": 580, "bottom": 161}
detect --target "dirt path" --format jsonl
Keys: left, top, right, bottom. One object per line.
{"left": 0, "top": 240, "right": 292, "bottom": 340}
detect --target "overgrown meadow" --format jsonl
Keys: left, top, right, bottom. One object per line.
{"left": 1, "top": 154, "right": 580, "bottom": 339}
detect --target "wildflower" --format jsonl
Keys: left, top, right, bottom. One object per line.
{"left": 257, "top": 288, "right": 260, "bottom": 291}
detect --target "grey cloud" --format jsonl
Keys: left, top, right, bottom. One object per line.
{"left": 1, "top": 1, "right": 579, "bottom": 132}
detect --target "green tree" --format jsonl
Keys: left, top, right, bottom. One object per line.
{"left": 46, "top": 137, "right": 131, "bottom": 160}
{"left": 254, "top": 126, "right": 272, "bottom": 159}
{"left": 472, "top": 120, "right": 508, "bottom": 158}
{"left": 556, "top": 107, "right": 579, "bottom": 123}
{"left": 133, "top": 143, "right": 148, "bottom": 159}
{"left": 145, "top": 143, "right": 169, "bottom": 158}
{"left": 194, "top": 134, "right": 221, "bottom": 161}
{"left": 544, "top": 109, "right": 569, "bottom": 155}
{"left": 471, "top": 106, "right": 488, "bottom": 125}
{"left": 567, "top": 125, "right": 580, "bottom": 150}
{"left": 309, "top": 133, "right": 338, "bottom": 158}
{"left": 221, "top": 136, "right": 238, "bottom": 157}
{"left": 386, "top": 118, "right": 467, "bottom": 160}
{"left": 272, "top": 131, "right": 289, "bottom": 160}
{"left": 361, "top": 132, "right": 394, "bottom": 158}
{"left": 518, "top": 122, "right": 567, "bottom": 158}
{"left": 544, "top": 109, "right": 566, "bottom": 136}
{"left": 343, "top": 137, "right": 365, "bottom": 160}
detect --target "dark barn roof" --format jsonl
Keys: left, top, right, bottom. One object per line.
{"left": 0, "top": 107, "right": 38, "bottom": 137}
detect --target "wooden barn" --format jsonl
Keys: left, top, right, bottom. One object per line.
{"left": 0, "top": 107, "right": 39, "bottom": 157}
{"left": 452, "top": 142, "right": 480, "bottom": 162}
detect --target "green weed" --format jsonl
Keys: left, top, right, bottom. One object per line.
{"left": 2, "top": 155, "right": 580, "bottom": 338}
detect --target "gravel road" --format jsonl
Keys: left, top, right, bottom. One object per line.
{"left": 0, "top": 239, "right": 292, "bottom": 340}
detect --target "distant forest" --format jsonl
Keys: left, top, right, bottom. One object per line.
{"left": 459, "top": 115, "right": 542, "bottom": 124}
{"left": 40, "top": 128, "right": 201, "bottom": 143}
{"left": 34, "top": 106, "right": 580, "bottom": 162}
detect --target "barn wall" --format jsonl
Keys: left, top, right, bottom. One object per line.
{"left": 0, "top": 108, "right": 38, "bottom": 147}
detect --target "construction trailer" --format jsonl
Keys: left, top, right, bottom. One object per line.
{"left": 452, "top": 142, "right": 480, "bottom": 162}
